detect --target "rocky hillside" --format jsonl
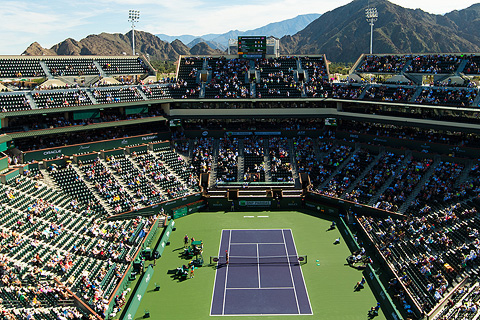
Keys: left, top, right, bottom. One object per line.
{"left": 280, "top": 0, "right": 480, "bottom": 62}
{"left": 23, "top": 0, "right": 480, "bottom": 63}
{"left": 23, "top": 30, "right": 222, "bottom": 60}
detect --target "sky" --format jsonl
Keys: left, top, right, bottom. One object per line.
{"left": 1, "top": 0, "right": 479, "bottom": 55}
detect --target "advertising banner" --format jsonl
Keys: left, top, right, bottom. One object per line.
{"left": 23, "top": 133, "right": 168, "bottom": 162}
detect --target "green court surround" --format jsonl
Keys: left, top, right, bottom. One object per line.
{"left": 118, "top": 211, "right": 386, "bottom": 320}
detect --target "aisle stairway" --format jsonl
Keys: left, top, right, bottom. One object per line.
{"left": 341, "top": 149, "right": 385, "bottom": 198}
{"left": 237, "top": 139, "right": 245, "bottom": 181}
{"left": 209, "top": 138, "right": 220, "bottom": 187}
{"left": 289, "top": 139, "right": 301, "bottom": 189}
{"left": 368, "top": 152, "right": 411, "bottom": 207}
{"left": 316, "top": 144, "right": 357, "bottom": 190}
{"left": 264, "top": 138, "right": 272, "bottom": 182}
{"left": 398, "top": 156, "right": 441, "bottom": 214}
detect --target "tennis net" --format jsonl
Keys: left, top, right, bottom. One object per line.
{"left": 210, "top": 255, "right": 307, "bottom": 266}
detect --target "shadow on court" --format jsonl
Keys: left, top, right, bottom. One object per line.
{"left": 167, "top": 268, "right": 189, "bottom": 282}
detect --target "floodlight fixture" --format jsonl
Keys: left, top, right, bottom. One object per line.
{"left": 128, "top": 10, "right": 140, "bottom": 55}
{"left": 365, "top": 7, "right": 378, "bottom": 54}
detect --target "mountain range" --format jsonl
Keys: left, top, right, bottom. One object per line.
{"left": 156, "top": 14, "right": 321, "bottom": 50}
{"left": 23, "top": 0, "right": 480, "bottom": 63}
{"left": 23, "top": 31, "right": 223, "bottom": 60}
{"left": 281, "top": 0, "right": 480, "bottom": 62}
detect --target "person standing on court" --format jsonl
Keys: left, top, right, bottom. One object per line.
{"left": 225, "top": 250, "right": 229, "bottom": 265}
{"left": 190, "top": 264, "right": 195, "bottom": 278}
{"left": 184, "top": 234, "right": 189, "bottom": 247}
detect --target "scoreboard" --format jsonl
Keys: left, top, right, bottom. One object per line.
{"left": 238, "top": 36, "right": 267, "bottom": 58}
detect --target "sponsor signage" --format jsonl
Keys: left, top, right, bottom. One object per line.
{"left": 238, "top": 200, "right": 271, "bottom": 207}
{"left": 254, "top": 131, "right": 281, "bottom": 136}
{"left": 23, "top": 133, "right": 164, "bottom": 162}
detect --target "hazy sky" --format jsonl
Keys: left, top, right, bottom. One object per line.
{"left": 1, "top": 0, "right": 478, "bottom": 54}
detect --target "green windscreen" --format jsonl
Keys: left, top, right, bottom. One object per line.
{"left": 125, "top": 106, "right": 148, "bottom": 115}
{"left": 73, "top": 110, "right": 100, "bottom": 120}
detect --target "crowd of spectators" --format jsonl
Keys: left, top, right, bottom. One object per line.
{"left": 217, "top": 136, "right": 238, "bottom": 182}
{"left": 357, "top": 54, "right": 463, "bottom": 74}
{"left": 206, "top": 58, "right": 251, "bottom": 98}
{"left": 363, "top": 85, "right": 416, "bottom": 102}
{"left": 192, "top": 137, "right": 213, "bottom": 174}
{"left": 415, "top": 87, "right": 477, "bottom": 107}
{"left": 410, "top": 162, "right": 465, "bottom": 209}
{"left": 340, "top": 120, "right": 480, "bottom": 148}
{"left": 406, "top": 54, "right": 462, "bottom": 74}
{"left": 182, "top": 118, "right": 327, "bottom": 132}
{"left": 243, "top": 136, "right": 265, "bottom": 182}
{"left": 0, "top": 172, "right": 161, "bottom": 319}
{"left": 345, "top": 152, "right": 404, "bottom": 204}
{"left": 356, "top": 55, "right": 408, "bottom": 73}
{"left": 168, "top": 79, "right": 200, "bottom": 99}
{"left": 358, "top": 200, "right": 480, "bottom": 315}
{"left": 374, "top": 158, "right": 434, "bottom": 211}
{"left": 319, "top": 148, "right": 373, "bottom": 197}
{"left": 14, "top": 123, "right": 163, "bottom": 152}
{"left": 269, "top": 137, "right": 293, "bottom": 182}
{"left": 1, "top": 108, "right": 164, "bottom": 134}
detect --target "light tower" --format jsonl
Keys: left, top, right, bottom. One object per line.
{"left": 128, "top": 10, "right": 140, "bottom": 55}
{"left": 365, "top": 7, "right": 378, "bottom": 54}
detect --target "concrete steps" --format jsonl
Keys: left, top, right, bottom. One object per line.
{"left": 237, "top": 139, "right": 245, "bottom": 182}
{"left": 342, "top": 149, "right": 384, "bottom": 198}
{"left": 209, "top": 138, "right": 220, "bottom": 187}
{"left": 368, "top": 153, "right": 411, "bottom": 207}
{"left": 264, "top": 138, "right": 272, "bottom": 182}
{"left": 316, "top": 144, "right": 356, "bottom": 191}
{"left": 398, "top": 156, "right": 441, "bottom": 214}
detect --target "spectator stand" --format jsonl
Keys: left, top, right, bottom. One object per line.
{"left": 0, "top": 92, "right": 31, "bottom": 112}
{"left": 32, "top": 89, "right": 93, "bottom": 109}
{"left": 269, "top": 137, "right": 293, "bottom": 183}
{"left": 92, "top": 86, "right": 145, "bottom": 104}
{"left": 313, "top": 142, "right": 354, "bottom": 191}
{"left": 170, "top": 56, "right": 204, "bottom": 99}
{"left": 242, "top": 136, "right": 265, "bottom": 182}
{"left": 256, "top": 56, "right": 301, "bottom": 98}
{"left": 0, "top": 170, "right": 161, "bottom": 319}
{"left": 318, "top": 147, "right": 377, "bottom": 198}
{"left": 363, "top": 84, "right": 417, "bottom": 103}
{"left": 299, "top": 55, "right": 329, "bottom": 81}
{"left": 414, "top": 86, "right": 478, "bottom": 107}
{"left": 139, "top": 84, "right": 172, "bottom": 100}
{"left": 205, "top": 57, "right": 251, "bottom": 99}
{"left": 372, "top": 155, "right": 436, "bottom": 212}
{"left": 0, "top": 57, "right": 45, "bottom": 79}
{"left": 344, "top": 150, "right": 404, "bottom": 205}
{"left": 217, "top": 135, "right": 238, "bottom": 183}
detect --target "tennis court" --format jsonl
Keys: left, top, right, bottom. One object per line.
{"left": 211, "top": 229, "right": 312, "bottom": 316}
{"left": 126, "top": 211, "right": 386, "bottom": 320}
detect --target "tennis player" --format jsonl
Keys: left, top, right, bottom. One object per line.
{"left": 225, "top": 250, "right": 229, "bottom": 265}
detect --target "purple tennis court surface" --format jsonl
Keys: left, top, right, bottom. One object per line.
{"left": 210, "top": 229, "right": 312, "bottom": 316}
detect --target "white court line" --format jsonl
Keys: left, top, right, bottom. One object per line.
{"left": 230, "top": 242, "right": 284, "bottom": 245}
{"left": 289, "top": 229, "right": 314, "bottom": 315}
{"left": 282, "top": 229, "right": 300, "bottom": 314}
{"left": 257, "top": 243, "right": 261, "bottom": 288}
{"left": 243, "top": 216, "right": 254, "bottom": 218}
{"left": 257, "top": 215, "right": 269, "bottom": 218}
{"left": 222, "top": 230, "right": 232, "bottom": 315}
{"left": 211, "top": 312, "right": 308, "bottom": 317}
{"left": 226, "top": 287, "right": 295, "bottom": 290}
{"left": 210, "top": 230, "right": 225, "bottom": 316}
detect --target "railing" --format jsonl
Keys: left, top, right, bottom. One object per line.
{"left": 355, "top": 216, "right": 423, "bottom": 318}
